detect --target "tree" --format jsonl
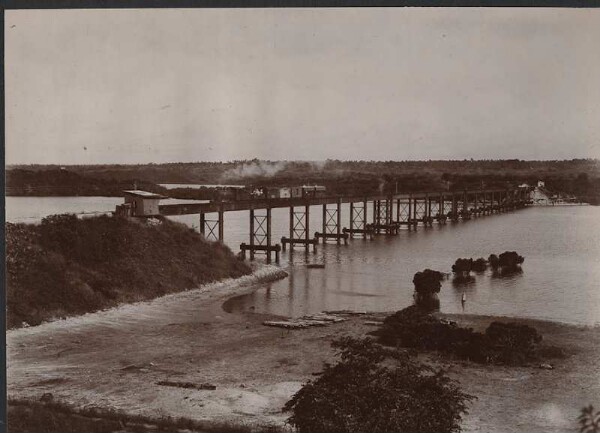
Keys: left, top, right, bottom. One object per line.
{"left": 452, "top": 258, "right": 473, "bottom": 274}
{"left": 412, "top": 269, "right": 444, "bottom": 295}
{"left": 472, "top": 258, "right": 488, "bottom": 272}
{"left": 498, "top": 251, "right": 525, "bottom": 268}
{"left": 284, "top": 337, "right": 474, "bottom": 433}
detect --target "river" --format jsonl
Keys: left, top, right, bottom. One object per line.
{"left": 6, "top": 196, "right": 599, "bottom": 325}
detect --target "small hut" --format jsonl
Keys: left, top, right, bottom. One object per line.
{"left": 116, "top": 190, "right": 168, "bottom": 217}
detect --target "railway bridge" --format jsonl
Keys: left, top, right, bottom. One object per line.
{"left": 159, "top": 187, "right": 532, "bottom": 263}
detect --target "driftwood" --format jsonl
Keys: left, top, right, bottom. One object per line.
{"left": 263, "top": 312, "right": 347, "bottom": 329}
{"left": 157, "top": 380, "right": 216, "bottom": 390}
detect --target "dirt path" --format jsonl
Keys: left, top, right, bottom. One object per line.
{"left": 7, "top": 269, "right": 600, "bottom": 432}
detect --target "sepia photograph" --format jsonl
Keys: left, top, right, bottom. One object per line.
{"left": 4, "top": 6, "right": 600, "bottom": 433}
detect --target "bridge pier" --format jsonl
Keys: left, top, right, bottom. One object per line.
{"left": 316, "top": 198, "right": 348, "bottom": 245}
{"left": 241, "top": 206, "right": 280, "bottom": 263}
{"left": 199, "top": 205, "right": 224, "bottom": 242}
{"left": 281, "top": 204, "right": 318, "bottom": 253}
{"left": 345, "top": 199, "right": 372, "bottom": 239}
{"left": 463, "top": 191, "right": 471, "bottom": 220}
{"left": 436, "top": 193, "right": 446, "bottom": 223}
{"left": 368, "top": 197, "right": 398, "bottom": 235}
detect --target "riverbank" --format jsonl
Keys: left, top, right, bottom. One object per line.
{"left": 6, "top": 215, "right": 251, "bottom": 328}
{"left": 7, "top": 264, "right": 600, "bottom": 433}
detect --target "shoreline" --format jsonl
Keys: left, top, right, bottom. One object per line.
{"left": 7, "top": 266, "right": 600, "bottom": 433}
{"left": 7, "top": 263, "right": 289, "bottom": 336}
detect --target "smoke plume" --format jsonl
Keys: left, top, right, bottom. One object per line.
{"left": 221, "top": 160, "right": 288, "bottom": 180}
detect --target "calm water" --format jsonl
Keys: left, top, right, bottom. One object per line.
{"left": 6, "top": 196, "right": 600, "bottom": 325}
{"left": 5, "top": 196, "right": 207, "bottom": 223}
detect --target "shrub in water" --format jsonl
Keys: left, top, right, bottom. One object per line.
{"left": 452, "top": 258, "right": 473, "bottom": 274}
{"left": 414, "top": 293, "right": 440, "bottom": 313}
{"left": 488, "top": 254, "right": 499, "bottom": 269}
{"left": 472, "top": 258, "right": 488, "bottom": 272}
{"left": 498, "top": 251, "right": 525, "bottom": 268}
{"left": 412, "top": 269, "right": 444, "bottom": 295}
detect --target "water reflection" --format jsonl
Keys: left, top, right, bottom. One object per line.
{"left": 414, "top": 293, "right": 440, "bottom": 313}
{"left": 451, "top": 274, "right": 477, "bottom": 288}
{"left": 227, "top": 207, "right": 600, "bottom": 325}
{"left": 491, "top": 267, "right": 524, "bottom": 279}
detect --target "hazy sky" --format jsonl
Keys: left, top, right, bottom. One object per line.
{"left": 5, "top": 8, "right": 600, "bottom": 164}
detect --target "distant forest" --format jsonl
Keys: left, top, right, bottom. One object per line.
{"left": 6, "top": 159, "right": 600, "bottom": 204}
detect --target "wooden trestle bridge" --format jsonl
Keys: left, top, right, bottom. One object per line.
{"left": 159, "top": 187, "right": 532, "bottom": 264}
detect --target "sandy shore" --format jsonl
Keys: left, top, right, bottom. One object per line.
{"left": 7, "top": 266, "right": 600, "bottom": 432}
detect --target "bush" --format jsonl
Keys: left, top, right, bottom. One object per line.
{"left": 373, "top": 307, "right": 548, "bottom": 366}
{"left": 452, "top": 258, "right": 473, "bottom": 274}
{"left": 483, "top": 322, "right": 541, "bottom": 364}
{"left": 488, "top": 254, "right": 499, "bottom": 269}
{"left": 284, "top": 337, "right": 473, "bottom": 433}
{"left": 412, "top": 269, "right": 444, "bottom": 295}
{"left": 498, "top": 251, "right": 525, "bottom": 268}
{"left": 472, "top": 258, "right": 488, "bottom": 272}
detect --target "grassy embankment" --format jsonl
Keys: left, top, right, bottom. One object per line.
{"left": 7, "top": 399, "right": 267, "bottom": 433}
{"left": 6, "top": 214, "right": 251, "bottom": 329}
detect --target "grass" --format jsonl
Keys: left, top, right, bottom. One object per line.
{"left": 7, "top": 398, "right": 281, "bottom": 433}
{"left": 6, "top": 214, "right": 251, "bottom": 329}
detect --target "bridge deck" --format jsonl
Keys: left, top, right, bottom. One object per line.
{"left": 159, "top": 189, "right": 524, "bottom": 216}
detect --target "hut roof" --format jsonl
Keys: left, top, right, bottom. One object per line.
{"left": 123, "top": 190, "right": 168, "bottom": 199}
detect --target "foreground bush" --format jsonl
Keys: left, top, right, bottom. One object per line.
{"left": 284, "top": 337, "right": 473, "bottom": 433}
{"left": 372, "top": 306, "right": 553, "bottom": 365}
{"left": 6, "top": 215, "right": 251, "bottom": 328}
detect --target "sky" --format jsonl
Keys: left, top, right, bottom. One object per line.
{"left": 5, "top": 8, "right": 600, "bottom": 165}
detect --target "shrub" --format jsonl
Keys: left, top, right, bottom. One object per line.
{"left": 452, "top": 258, "right": 473, "bottom": 274}
{"left": 284, "top": 337, "right": 473, "bottom": 433}
{"left": 488, "top": 254, "right": 499, "bottom": 269}
{"left": 498, "top": 251, "right": 525, "bottom": 268}
{"left": 472, "top": 258, "right": 488, "bottom": 272}
{"left": 412, "top": 269, "right": 444, "bottom": 295}
{"left": 373, "top": 307, "right": 548, "bottom": 366}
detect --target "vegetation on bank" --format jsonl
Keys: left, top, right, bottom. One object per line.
{"left": 284, "top": 337, "right": 473, "bottom": 433}
{"left": 372, "top": 306, "right": 565, "bottom": 366}
{"left": 6, "top": 214, "right": 250, "bottom": 329}
{"left": 7, "top": 398, "right": 265, "bottom": 433}
{"left": 8, "top": 159, "right": 600, "bottom": 203}
{"left": 5, "top": 168, "right": 167, "bottom": 197}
